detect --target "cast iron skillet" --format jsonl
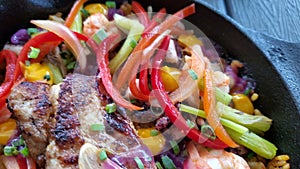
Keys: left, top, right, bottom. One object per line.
{"left": 0, "top": 0, "right": 299, "bottom": 167}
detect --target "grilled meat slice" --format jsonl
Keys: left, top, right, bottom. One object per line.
{"left": 7, "top": 82, "right": 53, "bottom": 168}
{"left": 46, "top": 74, "right": 155, "bottom": 169}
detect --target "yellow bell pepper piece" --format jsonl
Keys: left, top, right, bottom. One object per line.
{"left": 160, "top": 66, "right": 181, "bottom": 92}
{"left": 232, "top": 94, "right": 254, "bottom": 114}
{"left": 84, "top": 3, "right": 108, "bottom": 15}
{"left": 178, "top": 34, "right": 203, "bottom": 48}
{"left": 21, "top": 62, "right": 54, "bottom": 85}
{"left": 137, "top": 128, "right": 166, "bottom": 155}
{"left": 0, "top": 118, "right": 17, "bottom": 145}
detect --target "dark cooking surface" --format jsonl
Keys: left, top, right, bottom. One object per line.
{"left": 0, "top": 0, "right": 299, "bottom": 167}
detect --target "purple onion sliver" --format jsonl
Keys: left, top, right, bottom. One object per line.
{"left": 107, "top": 8, "right": 124, "bottom": 21}
{"left": 10, "top": 29, "right": 30, "bottom": 45}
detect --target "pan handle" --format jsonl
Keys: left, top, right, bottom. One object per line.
{"left": 244, "top": 28, "right": 300, "bottom": 110}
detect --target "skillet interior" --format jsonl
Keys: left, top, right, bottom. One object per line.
{"left": 0, "top": 0, "right": 299, "bottom": 167}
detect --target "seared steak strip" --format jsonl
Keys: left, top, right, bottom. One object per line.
{"left": 7, "top": 82, "right": 53, "bottom": 168}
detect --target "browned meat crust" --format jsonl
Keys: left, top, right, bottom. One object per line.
{"left": 7, "top": 82, "right": 53, "bottom": 168}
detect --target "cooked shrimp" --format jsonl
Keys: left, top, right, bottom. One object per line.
{"left": 83, "top": 13, "right": 120, "bottom": 37}
{"left": 185, "top": 142, "right": 250, "bottom": 169}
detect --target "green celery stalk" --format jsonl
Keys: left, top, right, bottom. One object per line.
{"left": 198, "top": 79, "right": 232, "bottom": 105}
{"left": 216, "top": 102, "right": 272, "bottom": 133}
{"left": 45, "top": 62, "right": 63, "bottom": 84}
{"left": 109, "top": 14, "right": 144, "bottom": 74}
{"left": 179, "top": 104, "right": 277, "bottom": 159}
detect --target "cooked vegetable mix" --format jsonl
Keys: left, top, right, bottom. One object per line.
{"left": 0, "top": 0, "right": 291, "bottom": 169}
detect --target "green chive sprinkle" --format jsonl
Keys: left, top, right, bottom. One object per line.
{"left": 105, "top": 1, "right": 116, "bottom": 8}
{"left": 99, "top": 150, "right": 108, "bottom": 161}
{"left": 201, "top": 124, "right": 216, "bottom": 140}
{"left": 161, "top": 155, "right": 176, "bottom": 169}
{"left": 93, "top": 29, "right": 108, "bottom": 44}
{"left": 134, "top": 157, "right": 144, "bottom": 169}
{"left": 129, "top": 39, "right": 137, "bottom": 48}
{"left": 28, "top": 47, "right": 40, "bottom": 59}
{"left": 27, "top": 28, "right": 39, "bottom": 36}
{"left": 106, "top": 103, "right": 116, "bottom": 113}
{"left": 150, "top": 129, "right": 159, "bottom": 136}
{"left": 155, "top": 162, "right": 163, "bottom": 169}
{"left": 169, "top": 140, "right": 180, "bottom": 155}
{"left": 66, "top": 61, "right": 76, "bottom": 70}
{"left": 4, "top": 146, "right": 18, "bottom": 156}
{"left": 19, "top": 147, "right": 29, "bottom": 157}
{"left": 188, "top": 69, "right": 198, "bottom": 80}
{"left": 91, "top": 124, "right": 104, "bottom": 131}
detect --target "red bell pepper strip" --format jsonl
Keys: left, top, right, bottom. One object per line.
{"left": 151, "top": 36, "right": 228, "bottom": 149}
{"left": 132, "top": 1, "right": 150, "bottom": 27}
{"left": 0, "top": 50, "right": 17, "bottom": 98}
{"left": 138, "top": 61, "right": 151, "bottom": 95}
{"left": 65, "top": 0, "right": 87, "bottom": 27}
{"left": 88, "top": 34, "right": 143, "bottom": 111}
{"left": 115, "top": 4, "right": 195, "bottom": 90}
{"left": 143, "top": 8, "right": 166, "bottom": 36}
{"left": 203, "top": 69, "right": 239, "bottom": 148}
{"left": 15, "top": 31, "right": 88, "bottom": 81}
{"left": 129, "top": 78, "right": 149, "bottom": 101}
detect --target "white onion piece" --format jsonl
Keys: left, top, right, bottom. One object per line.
{"left": 31, "top": 20, "right": 87, "bottom": 70}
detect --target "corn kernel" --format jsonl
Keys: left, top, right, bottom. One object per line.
{"left": 282, "top": 163, "right": 290, "bottom": 169}
{"left": 254, "top": 109, "right": 262, "bottom": 116}
{"left": 251, "top": 93, "right": 259, "bottom": 101}
{"left": 275, "top": 155, "right": 290, "bottom": 161}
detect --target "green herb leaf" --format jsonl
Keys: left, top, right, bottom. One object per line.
{"left": 150, "top": 129, "right": 159, "bottom": 136}
{"left": 19, "top": 147, "right": 29, "bottom": 157}
{"left": 27, "top": 28, "right": 39, "bottom": 36}
{"left": 4, "top": 146, "right": 18, "bottom": 156}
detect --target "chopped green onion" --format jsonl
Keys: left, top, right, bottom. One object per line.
{"left": 66, "top": 61, "right": 76, "bottom": 70}
{"left": 155, "top": 162, "right": 163, "bottom": 169}
{"left": 134, "top": 157, "right": 144, "bottom": 169}
{"left": 188, "top": 69, "right": 198, "bottom": 80}
{"left": 201, "top": 124, "right": 216, "bottom": 140}
{"left": 25, "top": 60, "right": 31, "bottom": 66}
{"left": 19, "top": 147, "right": 29, "bottom": 157}
{"left": 129, "top": 39, "right": 137, "bottom": 48}
{"left": 28, "top": 47, "right": 40, "bottom": 59}
{"left": 161, "top": 155, "right": 176, "bottom": 169}
{"left": 44, "top": 74, "right": 51, "bottom": 81}
{"left": 93, "top": 29, "right": 108, "bottom": 44}
{"left": 12, "top": 138, "right": 25, "bottom": 147}
{"left": 99, "top": 150, "right": 108, "bottom": 161}
{"left": 169, "top": 140, "right": 180, "bottom": 155}
{"left": 244, "top": 87, "right": 251, "bottom": 95}
{"left": 105, "top": 1, "right": 116, "bottom": 8}
{"left": 106, "top": 103, "right": 116, "bottom": 113}
{"left": 186, "top": 119, "right": 195, "bottom": 128}
{"left": 91, "top": 124, "right": 104, "bottom": 131}
{"left": 80, "top": 9, "right": 90, "bottom": 20}
{"left": 3, "top": 146, "right": 18, "bottom": 156}
{"left": 27, "top": 28, "right": 39, "bottom": 36}
{"left": 150, "top": 129, "right": 159, "bottom": 136}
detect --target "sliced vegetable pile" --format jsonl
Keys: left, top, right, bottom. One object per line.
{"left": 0, "top": 0, "right": 290, "bottom": 169}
